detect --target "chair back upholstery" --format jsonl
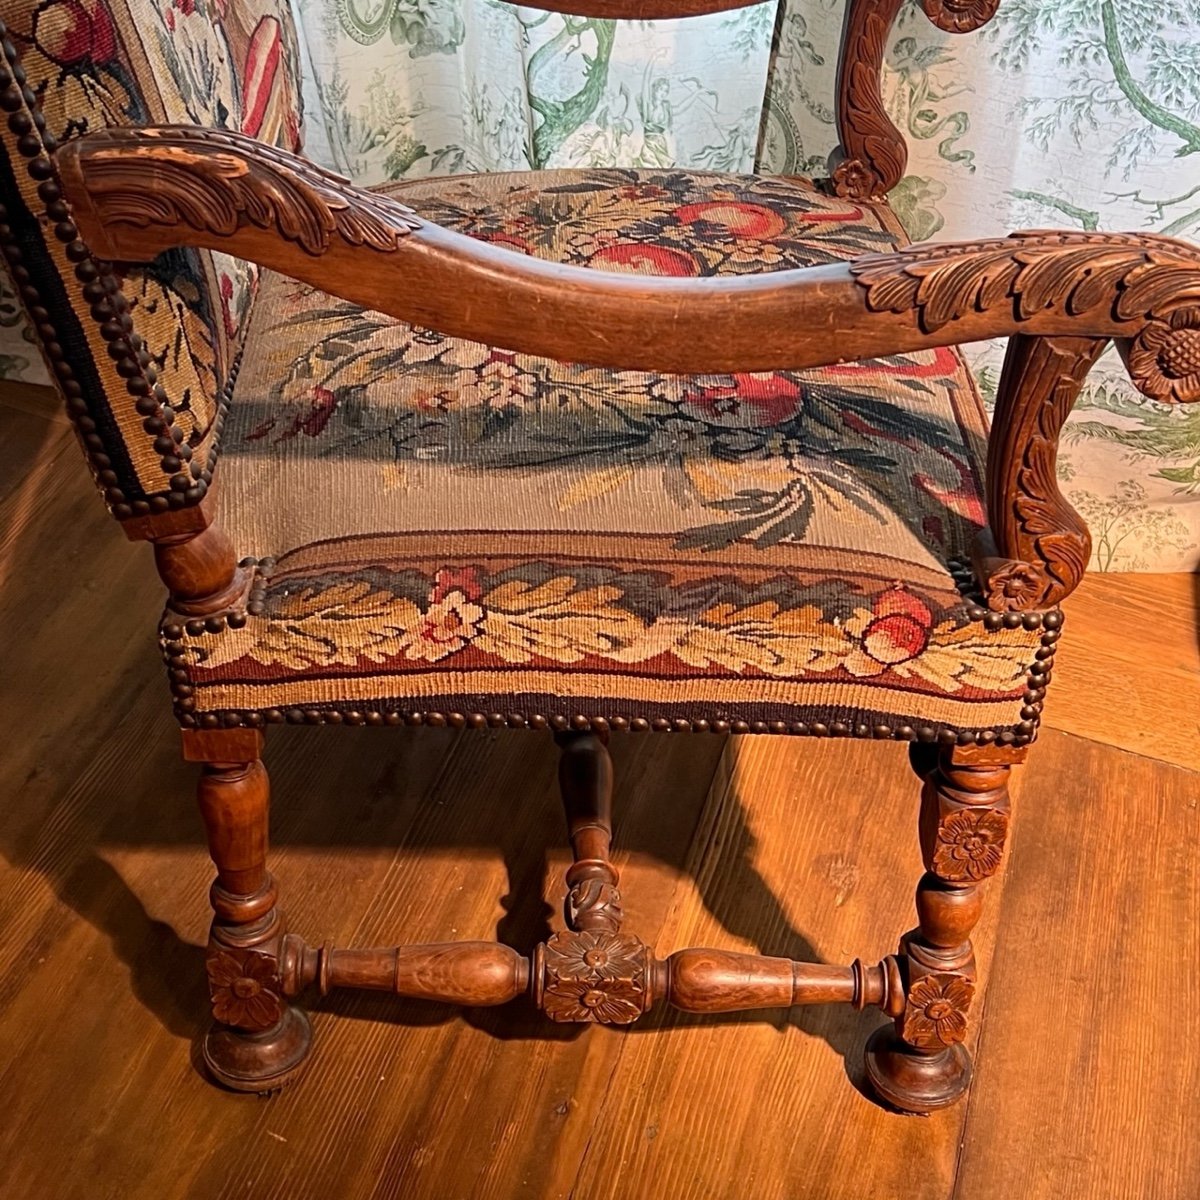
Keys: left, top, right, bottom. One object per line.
{"left": 0, "top": 0, "right": 302, "bottom": 520}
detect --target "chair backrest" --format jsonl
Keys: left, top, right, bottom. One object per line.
{"left": 0, "top": 0, "right": 302, "bottom": 522}
{"left": 0, "top": 0, "right": 995, "bottom": 532}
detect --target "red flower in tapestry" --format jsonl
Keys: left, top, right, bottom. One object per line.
{"left": 674, "top": 200, "right": 788, "bottom": 240}
{"left": 684, "top": 373, "right": 805, "bottom": 426}
{"left": 33, "top": 0, "right": 118, "bottom": 67}
{"left": 851, "top": 586, "right": 934, "bottom": 670}
{"left": 587, "top": 242, "right": 701, "bottom": 276}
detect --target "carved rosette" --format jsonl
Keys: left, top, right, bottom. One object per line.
{"left": 832, "top": 157, "right": 878, "bottom": 202}
{"left": 919, "top": 0, "right": 1000, "bottom": 34}
{"left": 979, "top": 557, "right": 1049, "bottom": 612}
{"left": 539, "top": 930, "right": 651, "bottom": 1025}
{"left": 1124, "top": 308, "right": 1200, "bottom": 404}
{"left": 901, "top": 972, "right": 975, "bottom": 1049}
{"left": 931, "top": 808, "right": 1010, "bottom": 883}
{"left": 206, "top": 948, "right": 285, "bottom": 1030}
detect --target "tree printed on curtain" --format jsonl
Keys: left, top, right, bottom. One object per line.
{"left": 2, "top": 0, "right": 1198, "bottom": 570}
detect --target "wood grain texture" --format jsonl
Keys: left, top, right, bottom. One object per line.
{"left": 1050, "top": 572, "right": 1200, "bottom": 771}
{"left": 954, "top": 733, "right": 1200, "bottom": 1200}
{"left": 0, "top": 388, "right": 72, "bottom": 508}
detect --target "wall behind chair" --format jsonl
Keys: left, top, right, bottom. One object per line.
{"left": 4, "top": 0, "right": 1198, "bottom": 571}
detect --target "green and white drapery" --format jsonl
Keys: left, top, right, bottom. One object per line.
{"left": 5, "top": 1, "right": 1200, "bottom": 571}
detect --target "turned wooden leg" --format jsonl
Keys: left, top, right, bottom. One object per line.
{"left": 865, "top": 743, "right": 1020, "bottom": 1113}
{"left": 555, "top": 730, "right": 621, "bottom": 934}
{"left": 185, "top": 728, "right": 312, "bottom": 1093}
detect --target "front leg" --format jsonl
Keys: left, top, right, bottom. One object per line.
{"left": 185, "top": 727, "right": 313, "bottom": 1092}
{"left": 865, "top": 743, "right": 1021, "bottom": 1112}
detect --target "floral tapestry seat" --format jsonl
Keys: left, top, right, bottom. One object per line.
{"left": 179, "top": 168, "right": 1046, "bottom": 739}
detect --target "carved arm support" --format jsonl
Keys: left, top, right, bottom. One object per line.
{"left": 56, "top": 126, "right": 1200, "bottom": 608}
{"left": 834, "top": 0, "right": 1001, "bottom": 201}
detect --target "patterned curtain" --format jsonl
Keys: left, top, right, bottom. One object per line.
{"left": 4, "top": 0, "right": 1199, "bottom": 571}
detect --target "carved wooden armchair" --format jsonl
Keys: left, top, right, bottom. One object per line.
{"left": 4, "top": 0, "right": 1198, "bottom": 1111}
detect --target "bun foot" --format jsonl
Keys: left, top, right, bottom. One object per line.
{"left": 202, "top": 1007, "right": 313, "bottom": 1093}
{"left": 863, "top": 1024, "right": 972, "bottom": 1114}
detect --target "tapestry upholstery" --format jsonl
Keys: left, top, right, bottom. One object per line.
{"left": 168, "top": 169, "right": 1048, "bottom": 738}
{"left": 0, "top": 0, "right": 302, "bottom": 505}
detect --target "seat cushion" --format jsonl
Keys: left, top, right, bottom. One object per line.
{"left": 168, "top": 169, "right": 1052, "bottom": 743}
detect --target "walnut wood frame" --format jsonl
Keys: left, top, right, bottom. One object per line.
{"left": 11, "top": 0, "right": 1200, "bottom": 1112}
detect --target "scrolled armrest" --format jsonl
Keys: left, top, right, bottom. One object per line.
{"left": 56, "top": 126, "right": 1200, "bottom": 609}
{"left": 56, "top": 126, "right": 1200, "bottom": 385}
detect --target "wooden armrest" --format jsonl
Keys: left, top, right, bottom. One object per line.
{"left": 57, "top": 126, "right": 1200, "bottom": 609}
{"left": 56, "top": 126, "right": 1200, "bottom": 386}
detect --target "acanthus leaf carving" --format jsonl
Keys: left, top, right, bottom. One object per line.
{"left": 850, "top": 230, "right": 1200, "bottom": 354}
{"left": 981, "top": 334, "right": 1107, "bottom": 609}
{"left": 566, "top": 877, "right": 624, "bottom": 933}
{"left": 73, "top": 126, "right": 422, "bottom": 258}
{"left": 834, "top": 2, "right": 907, "bottom": 200}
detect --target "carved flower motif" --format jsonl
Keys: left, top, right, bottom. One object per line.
{"left": 542, "top": 979, "right": 644, "bottom": 1025}
{"left": 920, "top": 0, "right": 1000, "bottom": 34}
{"left": 832, "top": 158, "right": 877, "bottom": 201}
{"left": 206, "top": 950, "right": 284, "bottom": 1030}
{"left": 932, "top": 808, "right": 1008, "bottom": 882}
{"left": 902, "top": 973, "right": 974, "bottom": 1048}
{"left": 984, "top": 560, "right": 1046, "bottom": 612}
{"left": 543, "top": 929, "right": 644, "bottom": 983}
{"left": 1126, "top": 308, "right": 1200, "bottom": 405}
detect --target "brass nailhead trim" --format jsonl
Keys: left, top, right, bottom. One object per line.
{"left": 0, "top": 23, "right": 213, "bottom": 516}
{"left": 161, "top": 570, "right": 1058, "bottom": 747}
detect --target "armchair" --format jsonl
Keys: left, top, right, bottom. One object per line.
{"left": 4, "top": 0, "right": 1199, "bottom": 1112}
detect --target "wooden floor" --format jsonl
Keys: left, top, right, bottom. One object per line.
{"left": 2, "top": 383, "right": 1199, "bottom": 1200}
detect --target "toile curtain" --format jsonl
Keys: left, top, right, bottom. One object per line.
{"left": 3, "top": 1, "right": 1198, "bottom": 571}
